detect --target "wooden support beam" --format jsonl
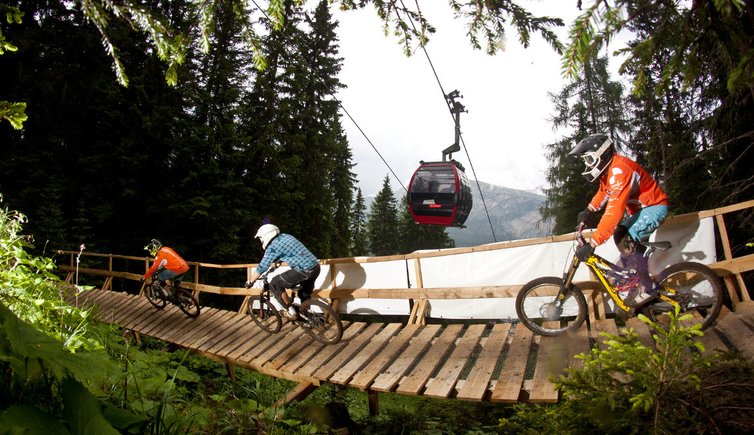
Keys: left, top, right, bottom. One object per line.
{"left": 715, "top": 214, "right": 751, "bottom": 304}
{"left": 225, "top": 362, "right": 236, "bottom": 382}
{"left": 274, "top": 382, "right": 318, "bottom": 407}
{"left": 368, "top": 390, "right": 379, "bottom": 416}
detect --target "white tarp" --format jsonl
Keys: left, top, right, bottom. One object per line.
{"left": 309, "top": 216, "right": 717, "bottom": 319}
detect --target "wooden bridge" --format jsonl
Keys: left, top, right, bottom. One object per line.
{"left": 60, "top": 201, "right": 754, "bottom": 410}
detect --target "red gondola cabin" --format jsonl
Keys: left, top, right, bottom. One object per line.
{"left": 407, "top": 160, "right": 472, "bottom": 227}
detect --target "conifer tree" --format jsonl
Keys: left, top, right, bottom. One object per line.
{"left": 350, "top": 188, "right": 369, "bottom": 256}
{"left": 367, "top": 176, "right": 400, "bottom": 256}
{"left": 542, "top": 55, "right": 629, "bottom": 235}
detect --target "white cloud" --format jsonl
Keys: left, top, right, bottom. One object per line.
{"left": 334, "top": 3, "right": 582, "bottom": 196}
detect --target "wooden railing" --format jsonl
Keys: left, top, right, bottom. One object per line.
{"left": 57, "top": 199, "right": 754, "bottom": 323}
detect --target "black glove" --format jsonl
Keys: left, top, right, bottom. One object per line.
{"left": 244, "top": 280, "right": 252, "bottom": 289}
{"left": 577, "top": 208, "right": 593, "bottom": 225}
{"left": 575, "top": 243, "right": 595, "bottom": 261}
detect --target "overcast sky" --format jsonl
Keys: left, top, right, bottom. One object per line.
{"left": 332, "top": 2, "right": 584, "bottom": 197}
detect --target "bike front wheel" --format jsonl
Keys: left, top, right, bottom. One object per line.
{"left": 249, "top": 295, "right": 282, "bottom": 333}
{"left": 515, "top": 276, "right": 588, "bottom": 336}
{"left": 175, "top": 287, "right": 200, "bottom": 318}
{"left": 642, "top": 261, "right": 723, "bottom": 330}
{"left": 146, "top": 282, "right": 167, "bottom": 309}
{"left": 299, "top": 299, "right": 343, "bottom": 344}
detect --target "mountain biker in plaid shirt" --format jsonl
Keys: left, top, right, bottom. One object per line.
{"left": 570, "top": 133, "right": 670, "bottom": 308}
{"left": 246, "top": 224, "right": 320, "bottom": 319}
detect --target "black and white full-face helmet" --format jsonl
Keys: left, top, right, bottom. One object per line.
{"left": 569, "top": 134, "right": 614, "bottom": 182}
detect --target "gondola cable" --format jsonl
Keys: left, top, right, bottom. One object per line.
{"left": 398, "top": 0, "right": 498, "bottom": 241}
{"left": 249, "top": 0, "right": 407, "bottom": 192}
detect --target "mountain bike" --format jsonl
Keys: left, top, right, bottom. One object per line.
{"left": 515, "top": 223, "right": 723, "bottom": 336}
{"left": 246, "top": 263, "right": 343, "bottom": 344}
{"left": 144, "top": 273, "right": 201, "bottom": 318}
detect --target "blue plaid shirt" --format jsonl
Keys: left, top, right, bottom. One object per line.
{"left": 256, "top": 233, "right": 319, "bottom": 274}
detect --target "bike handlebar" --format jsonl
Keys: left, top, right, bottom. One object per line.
{"left": 576, "top": 222, "right": 588, "bottom": 247}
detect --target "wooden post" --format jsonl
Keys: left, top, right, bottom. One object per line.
{"left": 715, "top": 214, "right": 750, "bottom": 305}
{"left": 225, "top": 362, "right": 236, "bottom": 381}
{"left": 329, "top": 263, "right": 340, "bottom": 312}
{"left": 368, "top": 390, "right": 379, "bottom": 416}
{"left": 408, "top": 259, "right": 427, "bottom": 325}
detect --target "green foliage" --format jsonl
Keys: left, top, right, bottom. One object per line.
{"left": 0, "top": 3, "right": 26, "bottom": 130}
{"left": 551, "top": 309, "right": 749, "bottom": 433}
{"left": 563, "top": 1, "right": 754, "bottom": 97}
{"left": 0, "top": 197, "right": 100, "bottom": 351}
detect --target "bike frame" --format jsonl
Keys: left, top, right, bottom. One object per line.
{"left": 558, "top": 227, "right": 681, "bottom": 314}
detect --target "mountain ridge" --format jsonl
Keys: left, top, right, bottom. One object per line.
{"left": 365, "top": 180, "right": 552, "bottom": 247}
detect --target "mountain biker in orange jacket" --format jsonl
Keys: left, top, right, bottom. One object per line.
{"left": 570, "top": 133, "right": 670, "bottom": 308}
{"left": 143, "top": 239, "right": 190, "bottom": 292}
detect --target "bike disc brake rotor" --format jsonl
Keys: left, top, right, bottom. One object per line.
{"left": 540, "top": 302, "right": 563, "bottom": 320}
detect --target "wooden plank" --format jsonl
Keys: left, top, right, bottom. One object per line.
{"left": 349, "top": 324, "right": 421, "bottom": 390}
{"left": 305, "top": 322, "right": 384, "bottom": 379}
{"left": 490, "top": 324, "right": 533, "bottom": 403}
{"left": 593, "top": 319, "right": 619, "bottom": 350}
{"left": 172, "top": 308, "right": 228, "bottom": 346}
{"left": 624, "top": 317, "right": 655, "bottom": 348}
{"left": 264, "top": 334, "right": 315, "bottom": 371}
{"left": 198, "top": 312, "right": 252, "bottom": 355}
{"left": 196, "top": 312, "right": 253, "bottom": 353}
{"left": 529, "top": 322, "right": 569, "bottom": 403}
{"left": 455, "top": 323, "right": 511, "bottom": 401}
{"left": 396, "top": 324, "right": 464, "bottom": 395}
{"left": 274, "top": 382, "right": 318, "bottom": 407}
{"left": 329, "top": 323, "right": 402, "bottom": 384}
{"left": 712, "top": 307, "right": 754, "bottom": 358}
{"left": 237, "top": 322, "right": 299, "bottom": 364}
{"left": 222, "top": 321, "right": 283, "bottom": 362}
{"left": 424, "top": 324, "right": 486, "bottom": 398}
{"left": 371, "top": 324, "right": 441, "bottom": 392}
{"left": 250, "top": 328, "right": 310, "bottom": 368}
{"left": 205, "top": 316, "right": 259, "bottom": 358}
{"left": 102, "top": 294, "right": 145, "bottom": 324}
{"left": 283, "top": 322, "right": 367, "bottom": 375}
{"left": 121, "top": 302, "right": 169, "bottom": 331}
{"left": 148, "top": 308, "right": 194, "bottom": 339}
{"left": 178, "top": 310, "right": 236, "bottom": 348}
{"left": 567, "top": 321, "right": 591, "bottom": 370}
{"left": 160, "top": 309, "right": 213, "bottom": 345}
{"left": 138, "top": 307, "right": 183, "bottom": 336}
{"left": 89, "top": 292, "right": 132, "bottom": 323}
{"left": 161, "top": 317, "right": 202, "bottom": 347}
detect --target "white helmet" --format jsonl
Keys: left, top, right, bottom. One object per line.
{"left": 255, "top": 224, "right": 280, "bottom": 249}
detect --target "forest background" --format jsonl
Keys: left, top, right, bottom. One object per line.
{"left": 1, "top": 0, "right": 753, "bottom": 270}
{"left": 1, "top": 0, "right": 753, "bottom": 432}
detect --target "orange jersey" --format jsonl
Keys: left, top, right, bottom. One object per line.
{"left": 144, "top": 246, "right": 190, "bottom": 278}
{"left": 589, "top": 154, "right": 669, "bottom": 245}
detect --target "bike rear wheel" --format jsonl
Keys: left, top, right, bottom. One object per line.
{"left": 642, "top": 261, "right": 723, "bottom": 330}
{"left": 249, "top": 295, "right": 282, "bottom": 333}
{"left": 146, "top": 282, "right": 167, "bottom": 309}
{"left": 299, "top": 299, "right": 343, "bottom": 344}
{"left": 175, "top": 287, "right": 200, "bottom": 318}
{"left": 515, "top": 276, "right": 588, "bottom": 336}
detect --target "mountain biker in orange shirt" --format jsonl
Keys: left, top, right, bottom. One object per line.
{"left": 570, "top": 134, "right": 670, "bottom": 308}
{"left": 142, "top": 239, "right": 190, "bottom": 294}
